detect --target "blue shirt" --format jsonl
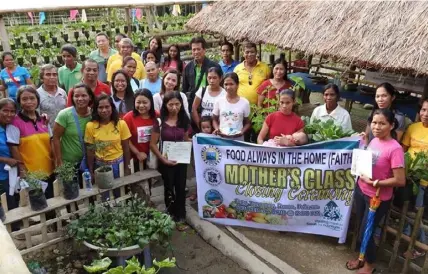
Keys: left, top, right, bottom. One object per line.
{"left": 0, "top": 126, "right": 11, "bottom": 180}
{"left": 219, "top": 60, "right": 240, "bottom": 74}
{"left": 0, "top": 66, "right": 31, "bottom": 100}
{"left": 139, "top": 77, "right": 162, "bottom": 95}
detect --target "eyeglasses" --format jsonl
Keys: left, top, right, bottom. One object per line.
{"left": 248, "top": 73, "right": 253, "bottom": 85}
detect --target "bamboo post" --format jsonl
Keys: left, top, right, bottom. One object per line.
{"left": 125, "top": 8, "right": 132, "bottom": 38}
{"left": 402, "top": 207, "right": 425, "bottom": 274}
{"left": 234, "top": 41, "right": 240, "bottom": 62}
{"left": 0, "top": 16, "right": 10, "bottom": 52}
{"left": 388, "top": 201, "right": 409, "bottom": 270}
{"left": 314, "top": 55, "right": 323, "bottom": 76}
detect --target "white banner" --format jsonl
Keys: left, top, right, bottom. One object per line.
{"left": 194, "top": 134, "right": 360, "bottom": 243}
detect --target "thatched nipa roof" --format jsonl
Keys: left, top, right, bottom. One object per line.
{"left": 186, "top": 1, "right": 428, "bottom": 75}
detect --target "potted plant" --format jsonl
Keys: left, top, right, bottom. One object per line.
{"left": 67, "top": 196, "right": 175, "bottom": 255}
{"left": 56, "top": 55, "right": 63, "bottom": 65}
{"left": 52, "top": 36, "right": 57, "bottom": 45}
{"left": 115, "top": 27, "right": 120, "bottom": 34}
{"left": 84, "top": 31, "right": 90, "bottom": 40}
{"left": 25, "top": 170, "right": 49, "bottom": 211}
{"left": 91, "top": 25, "right": 96, "bottom": 32}
{"left": 55, "top": 162, "right": 79, "bottom": 200}
{"left": 26, "top": 35, "right": 33, "bottom": 44}
{"left": 34, "top": 43, "right": 39, "bottom": 50}
{"left": 31, "top": 56, "right": 37, "bottom": 65}
{"left": 63, "top": 33, "right": 69, "bottom": 43}
{"left": 84, "top": 256, "right": 176, "bottom": 273}
{"left": 92, "top": 141, "right": 114, "bottom": 189}
{"left": 301, "top": 117, "right": 354, "bottom": 142}
{"left": 17, "top": 57, "right": 24, "bottom": 66}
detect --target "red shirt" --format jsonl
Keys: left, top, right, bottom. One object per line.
{"left": 123, "top": 111, "right": 155, "bottom": 155}
{"left": 265, "top": 111, "right": 304, "bottom": 139}
{"left": 66, "top": 80, "right": 111, "bottom": 107}
{"left": 257, "top": 80, "right": 291, "bottom": 107}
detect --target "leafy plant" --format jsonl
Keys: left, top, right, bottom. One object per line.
{"left": 25, "top": 170, "right": 49, "bottom": 194}
{"left": 405, "top": 151, "right": 428, "bottom": 195}
{"left": 67, "top": 196, "right": 175, "bottom": 249}
{"left": 55, "top": 161, "right": 77, "bottom": 184}
{"left": 84, "top": 256, "right": 176, "bottom": 274}
{"left": 89, "top": 141, "right": 113, "bottom": 172}
{"left": 302, "top": 116, "right": 354, "bottom": 142}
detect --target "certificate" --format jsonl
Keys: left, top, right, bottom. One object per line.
{"left": 162, "top": 141, "right": 192, "bottom": 164}
{"left": 351, "top": 149, "right": 373, "bottom": 178}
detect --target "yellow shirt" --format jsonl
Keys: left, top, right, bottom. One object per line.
{"left": 106, "top": 52, "right": 142, "bottom": 73}
{"left": 402, "top": 122, "right": 428, "bottom": 186}
{"left": 234, "top": 61, "right": 270, "bottom": 104}
{"left": 84, "top": 120, "right": 131, "bottom": 161}
{"left": 107, "top": 58, "right": 146, "bottom": 82}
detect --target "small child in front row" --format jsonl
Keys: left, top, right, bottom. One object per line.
{"left": 189, "top": 116, "right": 214, "bottom": 201}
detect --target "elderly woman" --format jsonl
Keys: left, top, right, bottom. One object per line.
{"left": 310, "top": 84, "right": 353, "bottom": 132}
{"left": 37, "top": 64, "right": 67, "bottom": 129}
{"left": 107, "top": 38, "right": 146, "bottom": 83}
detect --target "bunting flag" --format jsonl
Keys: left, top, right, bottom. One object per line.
{"left": 27, "top": 12, "right": 34, "bottom": 25}
{"left": 70, "top": 10, "right": 79, "bottom": 20}
{"left": 172, "top": 5, "right": 181, "bottom": 16}
{"left": 39, "top": 12, "right": 46, "bottom": 25}
{"left": 81, "top": 9, "right": 87, "bottom": 22}
{"left": 131, "top": 8, "right": 136, "bottom": 22}
{"left": 135, "top": 9, "right": 142, "bottom": 20}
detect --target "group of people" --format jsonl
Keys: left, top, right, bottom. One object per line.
{"left": 0, "top": 32, "right": 427, "bottom": 271}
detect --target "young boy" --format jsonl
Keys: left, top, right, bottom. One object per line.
{"left": 139, "top": 61, "right": 162, "bottom": 95}
{"left": 58, "top": 44, "right": 82, "bottom": 92}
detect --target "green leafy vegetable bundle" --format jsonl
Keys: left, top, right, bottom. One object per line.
{"left": 302, "top": 116, "right": 354, "bottom": 142}
{"left": 405, "top": 151, "right": 428, "bottom": 195}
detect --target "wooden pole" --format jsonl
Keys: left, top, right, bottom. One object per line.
{"left": 234, "top": 41, "right": 240, "bottom": 62}
{"left": 388, "top": 201, "right": 408, "bottom": 270}
{"left": 125, "top": 8, "right": 132, "bottom": 38}
{"left": 0, "top": 16, "right": 10, "bottom": 52}
{"left": 402, "top": 207, "right": 425, "bottom": 274}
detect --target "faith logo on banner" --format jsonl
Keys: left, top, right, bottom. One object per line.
{"left": 193, "top": 134, "right": 360, "bottom": 243}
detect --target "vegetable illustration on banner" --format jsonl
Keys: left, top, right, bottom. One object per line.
{"left": 193, "top": 134, "right": 360, "bottom": 243}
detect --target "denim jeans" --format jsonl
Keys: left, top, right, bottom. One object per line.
{"left": 403, "top": 186, "right": 426, "bottom": 244}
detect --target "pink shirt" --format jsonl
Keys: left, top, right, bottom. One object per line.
{"left": 358, "top": 138, "right": 404, "bottom": 201}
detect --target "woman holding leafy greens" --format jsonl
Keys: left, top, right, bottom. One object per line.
{"left": 346, "top": 108, "right": 405, "bottom": 274}
{"left": 401, "top": 97, "right": 428, "bottom": 259}
{"left": 310, "top": 84, "right": 352, "bottom": 132}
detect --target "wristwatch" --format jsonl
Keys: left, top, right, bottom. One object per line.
{"left": 373, "top": 179, "right": 380, "bottom": 187}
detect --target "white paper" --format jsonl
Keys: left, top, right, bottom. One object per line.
{"left": 162, "top": 141, "right": 192, "bottom": 164}
{"left": 351, "top": 149, "right": 373, "bottom": 178}
{"left": 20, "top": 179, "right": 48, "bottom": 193}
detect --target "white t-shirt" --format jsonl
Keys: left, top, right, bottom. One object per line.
{"left": 153, "top": 92, "right": 190, "bottom": 117}
{"left": 310, "top": 104, "right": 353, "bottom": 132}
{"left": 195, "top": 86, "right": 226, "bottom": 117}
{"left": 212, "top": 96, "right": 250, "bottom": 135}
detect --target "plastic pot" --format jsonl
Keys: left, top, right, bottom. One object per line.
{"left": 31, "top": 56, "right": 37, "bottom": 65}
{"left": 49, "top": 31, "right": 54, "bottom": 38}
{"left": 22, "top": 42, "right": 28, "bottom": 49}
{"left": 17, "top": 57, "right": 24, "bottom": 66}
{"left": 102, "top": 24, "right": 106, "bottom": 31}
{"left": 29, "top": 189, "right": 48, "bottom": 211}
{"left": 106, "top": 30, "right": 112, "bottom": 38}
{"left": 43, "top": 56, "right": 50, "bottom": 64}
{"left": 40, "top": 36, "right": 46, "bottom": 44}
{"left": 95, "top": 166, "right": 114, "bottom": 189}
{"left": 86, "top": 40, "right": 91, "bottom": 46}
{"left": 10, "top": 44, "right": 15, "bottom": 50}
{"left": 91, "top": 25, "right": 96, "bottom": 32}
{"left": 34, "top": 43, "right": 40, "bottom": 50}
{"left": 57, "top": 55, "right": 63, "bottom": 64}
{"left": 76, "top": 41, "right": 81, "bottom": 47}
{"left": 0, "top": 45, "right": 3, "bottom": 51}
{"left": 63, "top": 34, "right": 69, "bottom": 42}
{"left": 80, "top": 54, "right": 86, "bottom": 62}
{"left": 115, "top": 28, "right": 120, "bottom": 34}
{"left": 45, "top": 42, "right": 50, "bottom": 48}
{"left": 84, "top": 31, "right": 90, "bottom": 39}
{"left": 62, "top": 179, "right": 79, "bottom": 200}
{"left": 52, "top": 37, "right": 57, "bottom": 45}
{"left": 26, "top": 35, "right": 33, "bottom": 44}
{"left": 132, "top": 26, "right": 136, "bottom": 33}
{"left": 74, "top": 31, "right": 79, "bottom": 41}
{"left": 124, "top": 26, "right": 128, "bottom": 33}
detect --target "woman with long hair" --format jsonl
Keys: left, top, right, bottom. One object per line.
{"left": 84, "top": 94, "right": 131, "bottom": 181}
{"left": 141, "top": 36, "right": 164, "bottom": 67}
{"left": 53, "top": 83, "right": 94, "bottom": 184}
{"left": 153, "top": 69, "right": 189, "bottom": 117}
{"left": 111, "top": 70, "right": 135, "bottom": 117}
{"left": 363, "top": 82, "right": 405, "bottom": 145}
{"left": 256, "top": 58, "right": 291, "bottom": 108}
{"left": 212, "top": 72, "right": 251, "bottom": 140}
{"left": 150, "top": 91, "right": 190, "bottom": 231}
{"left": 162, "top": 44, "right": 184, "bottom": 74}
{"left": 346, "top": 108, "right": 405, "bottom": 274}
{"left": 123, "top": 89, "right": 156, "bottom": 171}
